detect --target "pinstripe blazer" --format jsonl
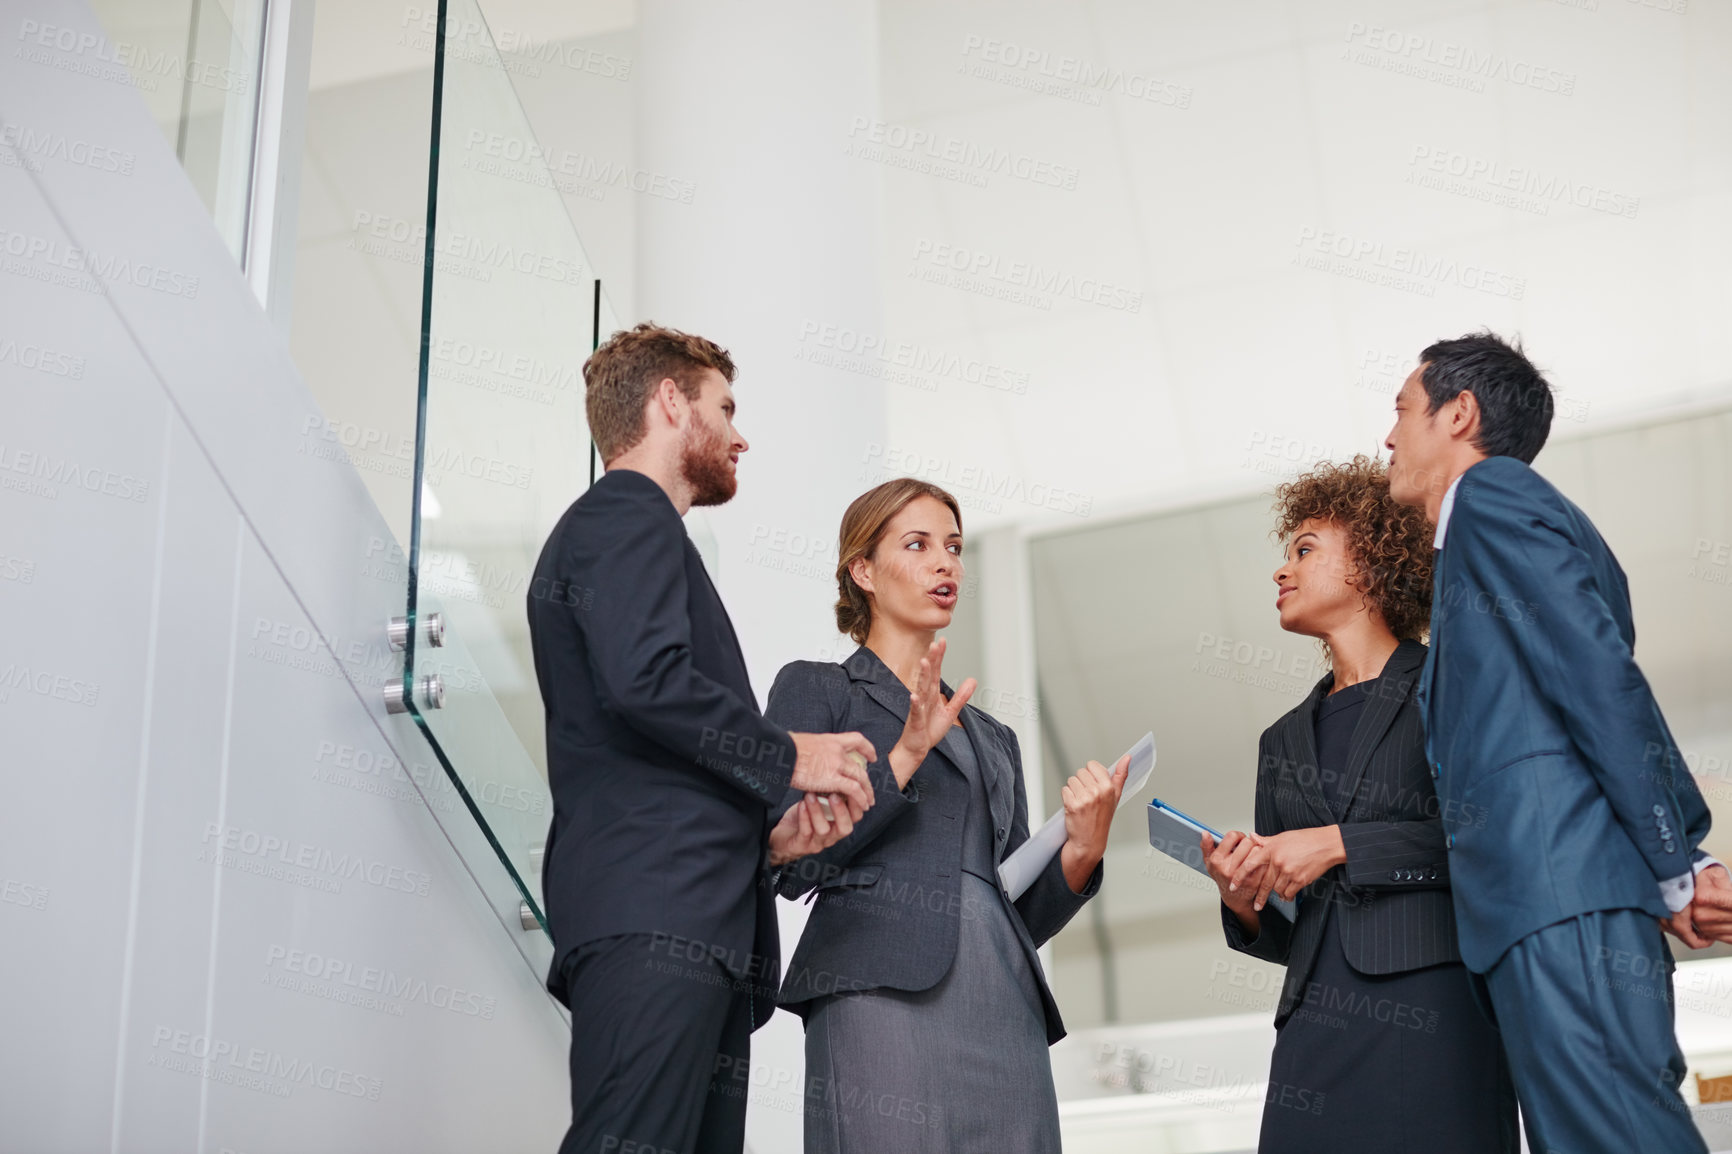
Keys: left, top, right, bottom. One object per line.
{"left": 1222, "top": 639, "right": 1460, "bottom": 1025}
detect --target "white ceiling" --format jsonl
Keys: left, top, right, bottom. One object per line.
{"left": 868, "top": 0, "right": 1732, "bottom": 532}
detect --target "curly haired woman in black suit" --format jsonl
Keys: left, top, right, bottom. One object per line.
{"left": 1201, "top": 457, "right": 1518, "bottom": 1153}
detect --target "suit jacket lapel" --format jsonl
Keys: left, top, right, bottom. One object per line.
{"left": 1416, "top": 547, "right": 1446, "bottom": 726}
{"left": 1334, "top": 639, "right": 1424, "bottom": 821}
{"left": 956, "top": 705, "right": 1011, "bottom": 843}
{"left": 1285, "top": 676, "right": 1336, "bottom": 827}
{"left": 684, "top": 538, "right": 754, "bottom": 690}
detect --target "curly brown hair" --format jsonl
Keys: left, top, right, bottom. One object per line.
{"left": 1272, "top": 455, "right": 1433, "bottom": 642}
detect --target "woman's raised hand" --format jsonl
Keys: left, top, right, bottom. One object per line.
{"left": 896, "top": 638, "right": 976, "bottom": 769}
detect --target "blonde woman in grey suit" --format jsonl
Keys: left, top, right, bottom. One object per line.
{"left": 766, "top": 477, "right": 1127, "bottom": 1153}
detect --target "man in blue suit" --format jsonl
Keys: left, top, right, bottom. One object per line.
{"left": 1386, "top": 332, "right": 1727, "bottom": 1153}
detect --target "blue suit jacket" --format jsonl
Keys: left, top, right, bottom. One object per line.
{"left": 1416, "top": 455, "right": 1710, "bottom": 971}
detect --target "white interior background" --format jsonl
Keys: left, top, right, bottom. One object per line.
{"left": 34, "top": 0, "right": 1732, "bottom": 1151}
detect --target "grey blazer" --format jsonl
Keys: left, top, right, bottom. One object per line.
{"left": 1223, "top": 639, "right": 1462, "bottom": 1024}
{"left": 766, "top": 646, "right": 1100, "bottom": 1044}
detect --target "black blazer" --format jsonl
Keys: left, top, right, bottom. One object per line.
{"left": 526, "top": 468, "right": 797, "bottom": 1026}
{"left": 766, "top": 646, "right": 1099, "bottom": 1044}
{"left": 1222, "top": 639, "right": 1460, "bottom": 1024}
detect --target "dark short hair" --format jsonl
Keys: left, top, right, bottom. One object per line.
{"left": 1418, "top": 332, "right": 1552, "bottom": 463}
{"left": 583, "top": 323, "right": 736, "bottom": 463}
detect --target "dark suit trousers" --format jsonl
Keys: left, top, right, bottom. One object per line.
{"left": 558, "top": 934, "right": 753, "bottom": 1154}
{"left": 1484, "top": 909, "right": 1706, "bottom": 1154}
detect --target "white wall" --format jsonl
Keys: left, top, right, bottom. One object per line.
{"left": 0, "top": 3, "right": 570, "bottom": 1150}
{"left": 632, "top": 6, "right": 889, "bottom": 1148}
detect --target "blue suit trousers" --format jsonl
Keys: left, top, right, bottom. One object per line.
{"left": 1484, "top": 909, "right": 1705, "bottom": 1154}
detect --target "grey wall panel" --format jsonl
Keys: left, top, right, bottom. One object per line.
{"left": 0, "top": 2, "right": 570, "bottom": 1151}
{"left": 2, "top": 0, "right": 414, "bottom": 705}
{"left": 110, "top": 422, "right": 242, "bottom": 1154}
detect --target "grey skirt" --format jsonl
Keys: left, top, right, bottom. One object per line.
{"left": 801, "top": 872, "right": 1061, "bottom": 1153}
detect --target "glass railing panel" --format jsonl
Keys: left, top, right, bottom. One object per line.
{"left": 88, "top": 0, "right": 266, "bottom": 262}
{"left": 405, "top": 0, "right": 619, "bottom": 929}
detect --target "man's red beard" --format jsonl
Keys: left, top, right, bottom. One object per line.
{"left": 681, "top": 418, "right": 737, "bottom": 507}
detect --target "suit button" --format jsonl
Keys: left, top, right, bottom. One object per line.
{"left": 1389, "top": 869, "right": 1401, "bottom": 882}
{"left": 1429, "top": 867, "right": 1440, "bottom": 880}
{"left": 1665, "top": 841, "right": 1677, "bottom": 854}
{"left": 1447, "top": 835, "right": 1456, "bottom": 850}
{"left": 996, "top": 827, "right": 1006, "bottom": 841}
{"left": 1654, "top": 805, "right": 1667, "bottom": 816}
{"left": 1431, "top": 767, "right": 1440, "bottom": 781}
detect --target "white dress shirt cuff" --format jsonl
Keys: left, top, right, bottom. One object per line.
{"left": 1660, "top": 871, "right": 1694, "bottom": 914}
{"left": 1659, "top": 856, "right": 1727, "bottom": 914}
